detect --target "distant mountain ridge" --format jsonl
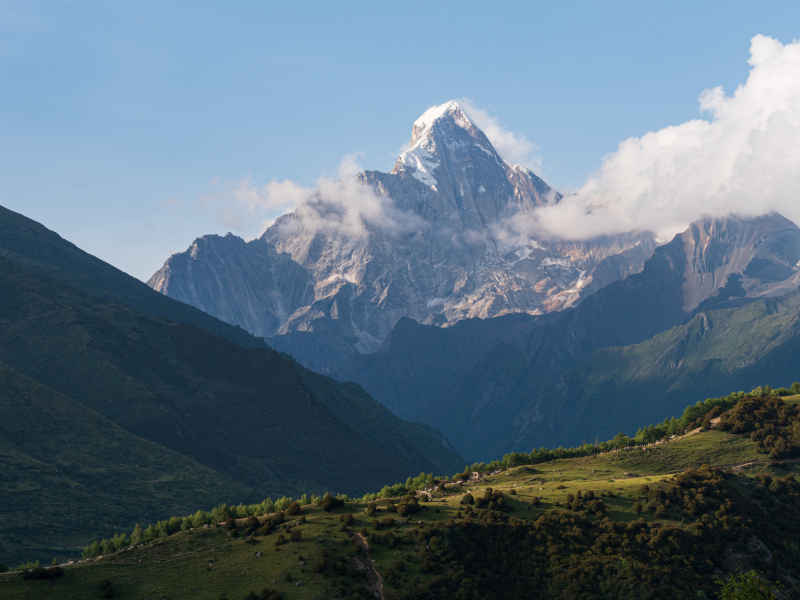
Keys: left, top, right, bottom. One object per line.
{"left": 335, "top": 213, "right": 800, "bottom": 459}
{"left": 150, "top": 101, "right": 656, "bottom": 365}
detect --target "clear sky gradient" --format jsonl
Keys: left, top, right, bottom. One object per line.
{"left": 2, "top": 1, "right": 799, "bottom": 280}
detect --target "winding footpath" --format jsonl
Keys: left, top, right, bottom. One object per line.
{"left": 353, "top": 532, "right": 385, "bottom": 600}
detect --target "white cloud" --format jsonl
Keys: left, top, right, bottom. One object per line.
{"left": 217, "top": 155, "right": 426, "bottom": 240}
{"left": 530, "top": 34, "right": 800, "bottom": 241}
{"left": 459, "top": 99, "right": 542, "bottom": 170}
{"left": 292, "top": 154, "right": 426, "bottom": 237}
{"left": 199, "top": 176, "right": 308, "bottom": 237}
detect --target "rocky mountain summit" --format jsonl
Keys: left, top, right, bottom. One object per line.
{"left": 150, "top": 101, "right": 655, "bottom": 360}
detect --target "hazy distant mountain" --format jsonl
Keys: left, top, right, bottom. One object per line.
{"left": 150, "top": 101, "right": 655, "bottom": 367}
{"left": 339, "top": 213, "right": 800, "bottom": 459}
{"left": 0, "top": 205, "right": 463, "bottom": 562}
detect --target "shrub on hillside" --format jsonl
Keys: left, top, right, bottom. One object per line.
{"left": 257, "top": 512, "right": 284, "bottom": 536}
{"left": 319, "top": 493, "right": 345, "bottom": 512}
{"left": 719, "top": 394, "right": 800, "bottom": 458}
{"left": 397, "top": 496, "right": 422, "bottom": 516}
{"left": 243, "top": 516, "right": 259, "bottom": 534}
{"left": 718, "top": 570, "right": 777, "bottom": 600}
{"left": 475, "top": 488, "right": 509, "bottom": 512}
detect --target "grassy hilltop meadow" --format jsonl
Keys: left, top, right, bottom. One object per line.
{"left": 3, "top": 388, "right": 800, "bottom": 599}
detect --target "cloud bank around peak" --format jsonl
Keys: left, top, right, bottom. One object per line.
{"left": 530, "top": 34, "right": 800, "bottom": 241}
{"left": 213, "top": 155, "right": 425, "bottom": 239}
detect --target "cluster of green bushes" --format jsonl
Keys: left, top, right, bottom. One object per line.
{"left": 320, "top": 493, "right": 346, "bottom": 512}
{"left": 474, "top": 488, "right": 510, "bottom": 512}
{"left": 81, "top": 492, "right": 350, "bottom": 558}
{"left": 633, "top": 466, "right": 740, "bottom": 522}
{"left": 718, "top": 570, "right": 778, "bottom": 600}
{"left": 360, "top": 472, "right": 438, "bottom": 501}
{"left": 386, "top": 467, "right": 799, "bottom": 599}
{"left": 719, "top": 394, "right": 800, "bottom": 458}
{"left": 396, "top": 495, "right": 422, "bottom": 516}
{"left": 565, "top": 490, "right": 607, "bottom": 517}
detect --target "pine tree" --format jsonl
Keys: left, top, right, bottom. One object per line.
{"left": 130, "top": 523, "right": 143, "bottom": 545}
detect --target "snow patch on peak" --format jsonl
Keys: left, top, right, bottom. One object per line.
{"left": 397, "top": 145, "right": 439, "bottom": 188}
{"left": 411, "top": 100, "right": 475, "bottom": 142}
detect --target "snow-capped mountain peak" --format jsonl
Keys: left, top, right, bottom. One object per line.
{"left": 410, "top": 100, "right": 476, "bottom": 144}
{"left": 393, "top": 100, "right": 503, "bottom": 189}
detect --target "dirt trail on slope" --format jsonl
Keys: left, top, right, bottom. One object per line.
{"left": 729, "top": 457, "right": 800, "bottom": 471}
{"left": 353, "top": 532, "right": 385, "bottom": 600}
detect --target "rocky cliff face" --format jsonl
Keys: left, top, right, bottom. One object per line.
{"left": 150, "top": 101, "right": 655, "bottom": 356}
{"left": 675, "top": 214, "right": 800, "bottom": 311}
{"left": 148, "top": 234, "right": 314, "bottom": 340}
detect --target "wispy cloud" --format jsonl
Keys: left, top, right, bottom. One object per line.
{"left": 206, "top": 155, "right": 425, "bottom": 240}
{"left": 459, "top": 99, "right": 542, "bottom": 171}
{"left": 282, "top": 154, "right": 426, "bottom": 238}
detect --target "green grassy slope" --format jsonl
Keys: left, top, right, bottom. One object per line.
{"left": 4, "top": 392, "right": 798, "bottom": 599}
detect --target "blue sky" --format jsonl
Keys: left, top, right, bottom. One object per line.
{"left": 2, "top": 1, "right": 800, "bottom": 280}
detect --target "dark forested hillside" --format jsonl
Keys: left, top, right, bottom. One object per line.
{"left": 0, "top": 205, "right": 462, "bottom": 564}
{"left": 0, "top": 205, "right": 259, "bottom": 348}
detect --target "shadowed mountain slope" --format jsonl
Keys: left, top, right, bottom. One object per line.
{"left": 0, "top": 205, "right": 463, "bottom": 563}
{"left": 0, "top": 361, "right": 249, "bottom": 564}
{"left": 339, "top": 214, "right": 800, "bottom": 460}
